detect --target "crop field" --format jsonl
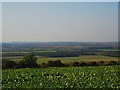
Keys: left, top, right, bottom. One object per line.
{"left": 2, "top": 66, "right": 120, "bottom": 88}
{"left": 37, "top": 55, "right": 118, "bottom": 64}
{"left": 3, "top": 55, "right": 118, "bottom": 64}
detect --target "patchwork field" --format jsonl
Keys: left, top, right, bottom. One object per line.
{"left": 37, "top": 55, "right": 118, "bottom": 64}
{"left": 2, "top": 66, "right": 120, "bottom": 88}
{"left": 3, "top": 55, "right": 118, "bottom": 64}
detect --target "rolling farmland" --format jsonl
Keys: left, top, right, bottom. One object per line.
{"left": 3, "top": 55, "right": 118, "bottom": 64}
{"left": 2, "top": 42, "right": 120, "bottom": 89}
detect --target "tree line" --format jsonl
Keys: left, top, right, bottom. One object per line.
{"left": 2, "top": 53, "right": 120, "bottom": 69}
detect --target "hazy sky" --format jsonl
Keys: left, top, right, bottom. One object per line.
{"left": 2, "top": 2, "right": 118, "bottom": 42}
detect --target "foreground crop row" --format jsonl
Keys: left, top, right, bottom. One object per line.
{"left": 2, "top": 66, "right": 120, "bottom": 88}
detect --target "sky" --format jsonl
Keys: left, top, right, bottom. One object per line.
{"left": 2, "top": 2, "right": 118, "bottom": 42}
{"left": 1, "top": 0, "right": 120, "bottom": 2}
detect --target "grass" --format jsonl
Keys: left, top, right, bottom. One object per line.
{"left": 2, "top": 65, "right": 120, "bottom": 88}
{"left": 3, "top": 55, "right": 118, "bottom": 64}
{"left": 37, "top": 55, "right": 118, "bottom": 64}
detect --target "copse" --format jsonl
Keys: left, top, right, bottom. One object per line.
{"left": 22, "top": 53, "right": 38, "bottom": 68}
{"left": 71, "top": 62, "right": 80, "bottom": 66}
{"left": 2, "top": 59, "right": 16, "bottom": 69}
{"left": 46, "top": 60, "right": 65, "bottom": 67}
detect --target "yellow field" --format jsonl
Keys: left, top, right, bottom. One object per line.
{"left": 36, "top": 55, "right": 118, "bottom": 64}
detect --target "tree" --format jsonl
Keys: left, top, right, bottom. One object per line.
{"left": 2, "top": 59, "right": 16, "bottom": 69}
{"left": 22, "top": 53, "right": 38, "bottom": 68}
{"left": 71, "top": 62, "right": 80, "bottom": 66}
{"left": 46, "top": 60, "right": 64, "bottom": 67}
{"left": 98, "top": 61, "right": 104, "bottom": 66}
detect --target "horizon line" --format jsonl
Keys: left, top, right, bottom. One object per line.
{"left": 1, "top": 41, "right": 119, "bottom": 43}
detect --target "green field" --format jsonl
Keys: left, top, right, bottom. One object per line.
{"left": 3, "top": 55, "right": 118, "bottom": 64}
{"left": 37, "top": 55, "right": 118, "bottom": 64}
{"left": 1, "top": 50, "right": 56, "bottom": 54}
{"left": 2, "top": 66, "right": 120, "bottom": 88}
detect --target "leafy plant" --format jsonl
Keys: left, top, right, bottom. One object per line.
{"left": 2, "top": 66, "right": 120, "bottom": 88}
